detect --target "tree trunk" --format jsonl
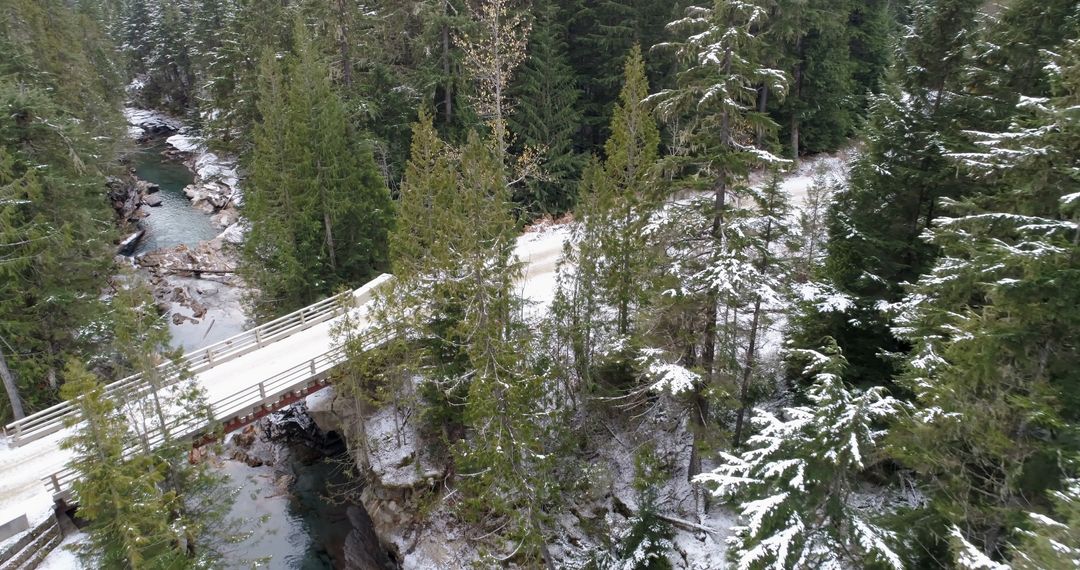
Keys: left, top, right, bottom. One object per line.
{"left": 733, "top": 215, "right": 774, "bottom": 447}
{"left": 755, "top": 85, "right": 769, "bottom": 148}
{"left": 790, "top": 115, "right": 800, "bottom": 161}
{"left": 442, "top": 0, "right": 453, "bottom": 124}
{"left": 732, "top": 298, "right": 762, "bottom": 448}
{"left": 323, "top": 210, "right": 337, "bottom": 271}
{"left": 0, "top": 344, "right": 25, "bottom": 420}
{"left": 46, "top": 341, "right": 59, "bottom": 389}
{"left": 335, "top": 0, "right": 353, "bottom": 87}
{"left": 790, "top": 39, "right": 804, "bottom": 161}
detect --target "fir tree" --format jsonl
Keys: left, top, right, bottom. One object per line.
{"left": 509, "top": 0, "right": 585, "bottom": 216}
{"left": 648, "top": 0, "right": 788, "bottom": 448}
{"left": 889, "top": 40, "right": 1080, "bottom": 560}
{"left": 697, "top": 342, "right": 904, "bottom": 569}
{"left": 241, "top": 22, "right": 392, "bottom": 317}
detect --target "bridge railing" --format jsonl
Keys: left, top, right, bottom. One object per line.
{"left": 42, "top": 319, "right": 397, "bottom": 501}
{"left": 4, "top": 274, "right": 394, "bottom": 447}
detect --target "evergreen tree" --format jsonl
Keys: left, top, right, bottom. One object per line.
{"left": 0, "top": 0, "right": 123, "bottom": 419}
{"left": 648, "top": 0, "right": 788, "bottom": 448}
{"left": 697, "top": 343, "right": 904, "bottom": 569}
{"left": 590, "top": 44, "right": 661, "bottom": 343}
{"left": 61, "top": 360, "right": 179, "bottom": 568}
{"left": 766, "top": 0, "right": 859, "bottom": 157}
{"left": 142, "top": 0, "right": 196, "bottom": 113}
{"left": 846, "top": 0, "right": 893, "bottom": 113}
{"left": 1011, "top": 478, "right": 1080, "bottom": 569}
{"left": 559, "top": 0, "right": 680, "bottom": 148}
{"left": 794, "top": 0, "right": 986, "bottom": 386}
{"left": 241, "top": 22, "right": 392, "bottom": 317}
{"left": 352, "top": 112, "right": 560, "bottom": 562}
{"left": 889, "top": 40, "right": 1080, "bottom": 560}
{"left": 509, "top": 0, "right": 585, "bottom": 215}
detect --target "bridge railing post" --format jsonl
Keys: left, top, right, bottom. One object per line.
{"left": 49, "top": 474, "right": 60, "bottom": 496}
{"left": 310, "top": 359, "right": 317, "bottom": 377}
{"left": 258, "top": 383, "right": 266, "bottom": 400}
{"left": 255, "top": 329, "right": 263, "bottom": 348}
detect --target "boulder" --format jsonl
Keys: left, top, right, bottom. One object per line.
{"left": 305, "top": 388, "right": 340, "bottom": 435}
{"left": 143, "top": 193, "right": 163, "bottom": 207}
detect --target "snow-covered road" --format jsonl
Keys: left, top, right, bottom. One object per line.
{"left": 0, "top": 227, "right": 570, "bottom": 533}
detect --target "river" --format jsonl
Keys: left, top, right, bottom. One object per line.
{"left": 131, "top": 140, "right": 220, "bottom": 255}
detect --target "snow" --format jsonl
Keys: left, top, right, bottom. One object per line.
{"left": 165, "top": 133, "right": 201, "bottom": 153}
{"left": 216, "top": 221, "right": 247, "bottom": 245}
{"left": 122, "top": 107, "right": 182, "bottom": 133}
{"left": 775, "top": 151, "right": 851, "bottom": 206}
{"left": 951, "top": 526, "right": 1011, "bottom": 570}
{"left": 515, "top": 222, "right": 571, "bottom": 320}
{"left": 36, "top": 531, "right": 88, "bottom": 570}
{"left": 360, "top": 401, "right": 439, "bottom": 488}
{"left": 194, "top": 151, "right": 240, "bottom": 191}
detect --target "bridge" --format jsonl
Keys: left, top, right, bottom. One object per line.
{"left": 0, "top": 227, "right": 566, "bottom": 535}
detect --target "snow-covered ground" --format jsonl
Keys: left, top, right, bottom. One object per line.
{"left": 36, "top": 530, "right": 87, "bottom": 570}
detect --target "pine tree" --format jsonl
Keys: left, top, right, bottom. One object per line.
{"left": 508, "top": 0, "right": 585, "bottom": 215}
{"left": 696, "top": 342, "right": 904, "bottom": 569}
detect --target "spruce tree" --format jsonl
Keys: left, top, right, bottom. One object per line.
{"left": 794, "top": 0, "right": 986, "bottom": 386}
{"left": 648, "top": 0, "right": 788, "bottom": 448}
{"left": 509, "top": 0, "right": 585, "bottom": 216}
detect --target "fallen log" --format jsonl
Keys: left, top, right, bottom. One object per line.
{"left": 656, "top": 513, "right": 718, "bottom": 535}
